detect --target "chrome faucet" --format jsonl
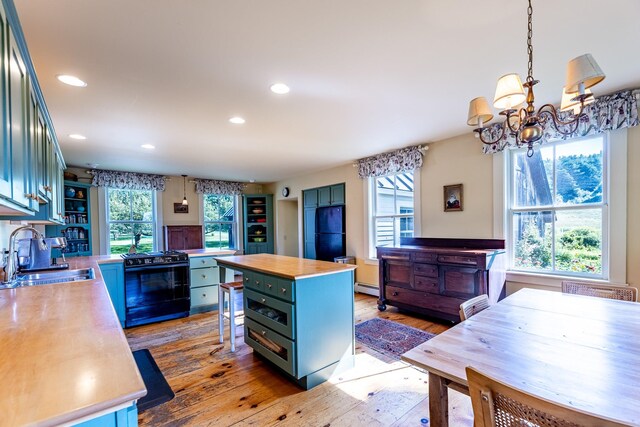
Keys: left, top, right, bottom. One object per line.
{"left": 4, "top": 226, "right": 47, "bottom": 283}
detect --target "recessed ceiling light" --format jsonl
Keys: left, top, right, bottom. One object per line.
{"left": 69, "top": 134, "right": 87, "bottom": 140}
{"left": 141, "top": 144, "right": 155, "bottom": 150}
{"left": 56, "top": 74, "right": 87, "bottom": 87}
{"left": 270, "top": 83, "right": 290, "bottom": 94}
{"left": 229, "top": 116, "right": 246, "bottom": 124}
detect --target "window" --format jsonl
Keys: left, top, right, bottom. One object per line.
{"left": 106, "top": 188, "right": 156, "bottom": 254}
{"left": 508, "top": 135, "right": 607, "bottom": 277}
{"left": 203, "top": 194, "right": 238, "bottom": 249}
{"left": 371, "top": 171, "right": 415, "bottom": 255}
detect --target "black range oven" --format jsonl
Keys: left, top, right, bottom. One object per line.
{"left": 122, "top": 251, "right": 190, "bottom": 328}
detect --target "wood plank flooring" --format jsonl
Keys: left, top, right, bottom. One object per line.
{"left": 125, "top": 293, "right": 474, "bottom": 426}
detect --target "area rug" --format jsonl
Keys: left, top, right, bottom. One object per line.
{"left": 132, "top": 349, "right": 175, "bottom": 412}
{"left": 355, "top": 318, "right": 435, "bottom": 360}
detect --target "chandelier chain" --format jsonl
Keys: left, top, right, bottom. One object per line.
{"left": 526, "top": 0, "right": 534, "bottom": 83}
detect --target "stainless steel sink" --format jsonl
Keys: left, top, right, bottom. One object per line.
{"left": 0, "top": 268, "right": 95, "bottom": 289}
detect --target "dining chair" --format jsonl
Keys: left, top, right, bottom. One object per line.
{"left": 466, "top": 366, "right": 627, "bottom": 427}
{"left": 459, "top": 294, "right": 489, "bottom": 321}
{"left": 561, "top": 280, "right": 637, "bottom": 302}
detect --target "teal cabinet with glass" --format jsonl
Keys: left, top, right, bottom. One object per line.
{"left": 46, "top": 181, "right": 92, "bottom": 258}
{"left": 243, "top": 194, "right": 274, "bottom": 254}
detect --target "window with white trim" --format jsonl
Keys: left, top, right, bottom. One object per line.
{"left": 203, "top": 194, "right": 238, "bottom": 250}
{"left": 106, "top": 188, "right": 156, "bottom": 254}
{"left": 370, "top": 171, "right": 415, "bottom": 257}
{"left": 508, "top": 134, "right": 607, "bottom": 277}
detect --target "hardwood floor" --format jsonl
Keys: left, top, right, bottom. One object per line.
{"left": 125, "top": 293, "right": 474, "bottom": 426}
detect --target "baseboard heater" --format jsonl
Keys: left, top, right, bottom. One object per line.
{"left": 355, "top": 282, "right": 379, "bottom": 297}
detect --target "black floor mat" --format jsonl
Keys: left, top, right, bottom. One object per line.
{"left": 132, "top": 349, "right": 175, "bottom": 412}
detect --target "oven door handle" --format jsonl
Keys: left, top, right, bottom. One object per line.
{"left": 124, "top": 263, "right": 190, "bottom": 273}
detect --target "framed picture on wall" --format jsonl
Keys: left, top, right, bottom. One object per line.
{"left": 174, "top": 203, "right": 189, "bottom": 214}
{"left": 444, "top": 184, "right": 463, "bottom": 212}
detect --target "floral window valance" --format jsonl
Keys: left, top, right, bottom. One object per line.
{"left": 194, "top": 178, "right": 245, "bottom": 195}
{"left": 355, "top": 145, "right": 426, "bottom": 179}
{"left": 88, "top": 169, "right": 166, "bottom": 191}
{"left": 482, "top": 89, "right": 639, "bottom": 154}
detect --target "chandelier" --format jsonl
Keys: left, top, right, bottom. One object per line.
{"left": 467, "top": 0, "right": 605, "bottom": 157}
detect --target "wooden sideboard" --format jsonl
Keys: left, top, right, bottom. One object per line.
{"left": 164, "top": 225, "right": 203, "bottom": 250}
{"left": 377, "top": 238, "right": 506, "bottom": 322}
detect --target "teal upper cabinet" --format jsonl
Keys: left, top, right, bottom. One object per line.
{"left": 243, "top": 194, "right": 274, "bottom": 254}
{"left": 0, "top": 0, "right": 65, "bottom": 219}
{"left": 303, "top": 189, "right": 317, "bottom": 208}
{"left": 318, "top": 183, "right": 345, "bottom": 207}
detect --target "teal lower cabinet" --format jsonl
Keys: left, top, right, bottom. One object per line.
{"left": 74, "top": 403, "right": 137, "bottom": 427}
{"left": 189, "top": 255, "right": 221, "bottom": 313}
{"left": 239, "top": 268, "right": 355, "bottom": 390}
{"left": 98, "top": 262, "right": 125, "bottom": 327}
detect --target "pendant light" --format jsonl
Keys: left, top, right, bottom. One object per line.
{"left": 181, "top": 175, "right": 188, "bottom": 206}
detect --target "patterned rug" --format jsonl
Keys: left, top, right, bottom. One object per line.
{"left": 355, "top": 318, "right": 435, "bottom": 360}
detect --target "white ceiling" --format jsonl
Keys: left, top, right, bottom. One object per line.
{"left": 14, "top": 0, "right": 640, "bottom": 182}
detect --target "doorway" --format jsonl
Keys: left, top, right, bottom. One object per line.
{"left": 276, "top": 199, "right": 299, "bottom": 257}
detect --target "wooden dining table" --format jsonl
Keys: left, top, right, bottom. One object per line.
{"left": 402, "top": 288, "right": 640, "bottom": 427}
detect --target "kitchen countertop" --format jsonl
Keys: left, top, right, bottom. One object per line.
{"left": 214, "top": 253, "right": 357, "bottom": 280}
{"left": 0, "top": 254, "right": 145, "bottom": 427}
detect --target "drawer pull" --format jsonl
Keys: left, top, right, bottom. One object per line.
{"left": 201, "top": 259, "right": 206, "bottom": 264}
{"left": 261, "top": 330, "right": 267, "bottom": 336}
{"left": 245, "top": 277, "right": 249, "bottom": 282}
{"left": 392, "top": 291, "right": 398, "bottom": 296}
{"left": 202, "top": 293, "right": 206, "bottom": 297}
{"left": 267, "top": 283, "right": 272, "bottom": 289}
{"left": 202, "top": 274, "right": 207, "bottom": 279}
{"left": 261, "top": 298, "right": 266, "bottom": 303}
{"left": 281, "top": 288, "right": 287, "bottom": 293}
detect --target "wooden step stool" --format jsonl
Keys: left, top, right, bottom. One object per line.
{"left": 218, "top": 281, "right": 244, "bottom": 352}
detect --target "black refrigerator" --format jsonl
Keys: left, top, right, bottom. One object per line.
{"left": 315, "top": 205, "right": 346, "bottom": 262}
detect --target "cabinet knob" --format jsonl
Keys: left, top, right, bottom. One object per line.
{"left": 255, "top": 280, "right": 260, "bottom": 285}
{"left": 267, "top": 283, "right": 272, "bottom": 289}
{"left": 392, "top": 291, "right": 398, "bottom": 296}
{"left": 245, "top": 277, "right": 249, "bottom": 281}
{"left": 202, "top": 293, "right": 206, "bottom": 297}
{"left": 261, "top": 330, "right": 267, "bottom": 336}
{"left": 201, "top": 260, "right": 206, "bottom": 264}
{"left": 202, "top": 274, "right": 207, "bottom": 279}
{"left": 261, "top": 298, "right": 266, "bottom": 303}
{"left": 281, "top": 288, "right": 287, "bottom": 293}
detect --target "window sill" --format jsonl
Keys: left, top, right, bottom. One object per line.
{"left": 506, "top": 270, "right": 611, "bottom": 289}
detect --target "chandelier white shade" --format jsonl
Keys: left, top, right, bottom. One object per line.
{"left": 493, "top": 73, "right": 526, "bottom": 110}
{"left": 565, "top": 54, "right": 606, "bottom": 94}
{"left": 467, "top": 97, "right": 494, "bottom": 127}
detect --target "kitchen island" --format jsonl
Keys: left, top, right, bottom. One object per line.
{"left": 0, "top": 255, "right": 146, "bottom": 427}
{"left": 215, "top": 254, "right": 357, "bottom": 389}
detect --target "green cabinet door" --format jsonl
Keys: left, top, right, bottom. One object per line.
{"left": 99, "top": 262, "right": 126, "bottom": 327}
{"left": 330, "top": 184, "right": 345, "bottom": 205}
{"left": 303, "top": 208, "right": 316, "bottom": 259}
{"left": 0, "top": 4, "right": 11, "bottom": 197}
{"left": 318, "top": 186, "right": 331, "bottom": 206}
{"left": 303, "top": 189, "right": 318, "bottom": 208}
{"left": 7, "top": 25, "right": 30, "bottom": 209}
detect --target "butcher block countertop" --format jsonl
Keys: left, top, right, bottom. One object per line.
{"left": 0, "top": 254, "right": 145, "bottom": 427}
{"left": 214, "top": 253, "right": 357, "bottom": 280}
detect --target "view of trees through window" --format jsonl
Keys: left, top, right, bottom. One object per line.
{"left": 511, "top": 136, "right": 605, "bottom": 275}
{"left": 373, "top": 172, "right": 414, "bottom": 252}
{"left": 203, "top": 194, "right": 236, "bottom": 249}
{"left": 107, "top": 189, "right": 155, "bottom": 254}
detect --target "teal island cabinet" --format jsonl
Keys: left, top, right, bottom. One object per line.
{"left": 214, "top": 254, "right": 357, "bottom": 389}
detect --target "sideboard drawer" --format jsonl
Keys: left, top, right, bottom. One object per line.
{"left": 414, "top": 275, "right": 439, "bottom": 294}
{"left": 386, "top": 286, "right": 464, "bottom": 315}
{"left": 437, "top": 255, "right": 478, "bottom": 266}
{"left": 244, "top": 288, "right": 295, "bottom": 340}
{"left": 190, "top": 256, "right": 218, "bottom": 268}
{"left": 413, "top": 252, "right": 436, "bottom": 263}
{"left": 245, "top": 317, "right": 296, "bottom": 377}
{"left": 244, "top": 271, "right": 265, "bottom": 293}
{"left": 414, "top": 263, "right": 438, "bottom": 278}
{"left": 190, "top": 266, "right": 219, "bottom": 287}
